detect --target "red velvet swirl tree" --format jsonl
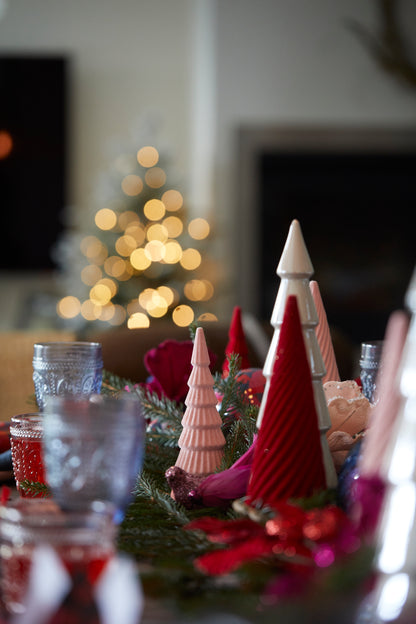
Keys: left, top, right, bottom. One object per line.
{"left": 247, "top": 295, "right": 327, "bottom": 506}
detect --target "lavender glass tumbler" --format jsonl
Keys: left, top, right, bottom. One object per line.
{"left": 41, "top": 394, "right": 145, "bottom": 524}
{"left": 32, "top": 341, "right": 103, "bottom": 410}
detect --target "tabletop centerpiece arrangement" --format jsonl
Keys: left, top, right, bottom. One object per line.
{"left": 105, "top": 220, "right": 414, "bottom": 622}
{"left": 2, "top": 218, "right": 415, "bottom": 624}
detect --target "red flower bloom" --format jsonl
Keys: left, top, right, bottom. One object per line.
{"left": 185, "top": 500, "right": 361, "bottom": 594}
{"left": 186, "top": 516, "right": 264, "bottom": 545}
{"left": 142, "top": 339, "right": 217, "bottom": 404}
{"left": 195, "top": 535, "right": 279, "bottom": 576}
{"left": 185, "top": 507, "right": 314, "bottom": 577}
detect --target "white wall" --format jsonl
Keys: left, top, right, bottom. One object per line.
{"left": 1, "top": 0, "right": 415, "bottom": 327}
{"left": 0, "top": 0, "right": 197, "bottom": 328}
{"left": 212, "top": 0, "right": 416, "bottom": 314}
{"left": 0, "top": 0, "right": 194, "bottom": 214}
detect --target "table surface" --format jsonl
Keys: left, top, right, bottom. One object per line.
{"left": 0, "top": 474, "right": 366, "bottom": 624}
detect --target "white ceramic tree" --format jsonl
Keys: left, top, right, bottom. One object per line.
{"left": 256, "top": 219, "right": 337, "bottom": 489}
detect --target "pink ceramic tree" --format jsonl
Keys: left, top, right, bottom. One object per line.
{"left": 256, "top": 219, "right": 337, "bottom": 489}
{"left": 310, "top": 280, "right": 340, "bottom": 383}
{"left": 175, "top": 327, "right": 226, "bottom": 476}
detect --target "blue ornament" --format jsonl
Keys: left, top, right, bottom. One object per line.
{"left": 336, "top": 438, "right": 363, "bottom": 511}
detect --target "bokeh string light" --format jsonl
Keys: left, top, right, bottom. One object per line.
{"left": 56, "top": 144, "right": 216, "bottom": 328}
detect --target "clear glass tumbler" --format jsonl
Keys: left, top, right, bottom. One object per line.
{"left": 32, "top": 341, "right": 103, "bottom": 410}
{"left": 42, "top": 394, "right": 146, "bottom": 524}
{"left": 360, "top": 340, "right": 384, "bottom": 404}
{"left": 9, "top": 414, "right": 47, "bottom": 497}
{"left": 0, "top": 498, "right": 116, "bottom": 620}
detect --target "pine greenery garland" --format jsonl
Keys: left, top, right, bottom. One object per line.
{"left": 101, "top": 360, "right": 259, "bottom": 606}
{"left": 93, "top": 321, "right": 263, "bottom": 617}
{"left": 18, "top": 360, "right": 373, "bottom": 620}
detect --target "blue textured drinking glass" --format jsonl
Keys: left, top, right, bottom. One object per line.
{"left": 33, "top": 342, "right": 103, "bottom": 410}
{"left": 41, "top": 394, "right": 146, "bottom": 524}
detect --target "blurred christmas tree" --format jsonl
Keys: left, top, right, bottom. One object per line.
{"left": 54, "top": 120, "right": 217, "bottom": 331}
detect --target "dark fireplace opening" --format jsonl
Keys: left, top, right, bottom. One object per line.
{"left": 259, "top": 151, "right": 415, "bottom": 343}
{"left": 236, "top": 127, "right": 416, "bottom": 366}
{"left": 0, "top": 54, "right": 68, "bottom": 271}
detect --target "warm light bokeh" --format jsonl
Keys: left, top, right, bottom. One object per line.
{"left": 188, "top": 218, "right": 210, "bottom": 240}
{"left": 144, "top": 199, "right": 166, "bottom": 221}
{"left": 162, "top": 216, "right": 183, "bottom": 238}
{"left": 161, "top": 189, "right": 183, "bottom": 212}
{"left": 56, "top": 296, "right": 81, "bottom": 319}
{"left": 137, "top": 146, "right": 159, "bottom": 168}
{"left": 172, "top": 305, "right": 194, "bottom": 326}
{"left": 145, "top": 167, "right": 167, "bottom": 188}
{"left": 60, "top": 140, "right": 215, "bottom": 330}
{"left": 95, "top": 208, "right": 117, "bottom": 231}
{"left": 0, "top": 130, "right": 13, "bottom": 159}
{"left": 130, "top": 247, "right": 152, "bottom": 271}
{"left": 128, "top": 312, "right": 150, "bottom": 329}
{"left": 121, "top": 174, "right": 143, "bottom": 196}
{"left": 180, "top": 248, "right": 201, "bottom": 270}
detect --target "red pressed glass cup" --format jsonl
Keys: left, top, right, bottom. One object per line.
{"left": 0, "top": 498, "right": 116, "bottom": 618}
{"left": 9, "top": 415, "right": 46, "bottom": 496}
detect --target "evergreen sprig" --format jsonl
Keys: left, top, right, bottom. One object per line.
{"left": 19, "top": 480, "right": 50, "bottom": 498}
{"left": 135, "top": 386, "right": 183, "bottom": 431}
{"left": 102, "top": 360, "right": 258, "bottom": 571}
{"left": 101, "top": 370, "right": 136, "bottom": 394}
{"left": 135, "top": 473, "right": 190, "bottom": 525}
{"left": 213, "top": 355, "right": 258, "bottom": 468}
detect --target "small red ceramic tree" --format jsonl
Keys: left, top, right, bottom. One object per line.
{"left": 222, "top": 306, "right": 250, "bottom": 377}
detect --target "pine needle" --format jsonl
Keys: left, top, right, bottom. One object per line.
{"left": 19, "top": 480, "right": 50, "bottom": 498}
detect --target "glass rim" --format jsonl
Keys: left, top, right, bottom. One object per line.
{"left": 42, "top": 393, "right": 145, "bottom": 427}
{"left": 44, "top": 393, "right": 141, "bottom": 409}
{"left": 0, "top": 499, "right": 117, "bottom": 541}
{"left": 360, "top": 340, "right": 384, "bottom": 363}
{"left": 33, "top": 341, "right": 101, "bottom": 349}
{"left": 360, "top": 339, "right": 384, "bottom": 348}
{"left": 11, "top": 413, "right": 42, "bottom": 423}
{"left": 33, "top": 341, "right": 102, "bottom": 359}
{"left": 10, "top": 415, "right": 43, "bottom": 438}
